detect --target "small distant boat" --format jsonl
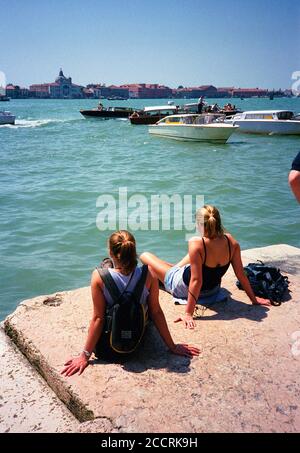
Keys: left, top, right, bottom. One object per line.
{"left": 0, "top": 95, "right": 10, "bottom": 102}
{"left": 149, "top": 114, "right": 238, "bottom": 143}
{"left": 106, "top": 96, "right": 128, "bottom": 101}
{"left": 0, "top": 110, "right": 15, "bottom": 125}
{"left": 225, "top": 110, "right": 300, "bottom": 135}
{"left": 80, "top": 105, "right": 136, "bottom": 119}
{"left": 129, "top": 105, "right": 179, "bottom": 125}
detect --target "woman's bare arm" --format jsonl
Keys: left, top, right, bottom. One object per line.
{"left": 231, "top": 241, "right": 271, "bottom": 306}
{"left": 174, "top": 239, "right": 203, "bottom": 330}
{"left": 61, "top": 270, "right": 106, "bottom": 377}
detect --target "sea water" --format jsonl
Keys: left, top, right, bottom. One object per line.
{"left": 0, "top": 97, "right": 299, "bottom": 319}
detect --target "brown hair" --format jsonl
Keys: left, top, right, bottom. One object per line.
{"left": 196, "top": 205, "right": 224, "bottom": 239}
{"left": 108, "top": 230, "right": 137, "bottom": 274}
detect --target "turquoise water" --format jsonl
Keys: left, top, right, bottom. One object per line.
{"left": 0, "top": 97, "right": 299, "bottom": 319}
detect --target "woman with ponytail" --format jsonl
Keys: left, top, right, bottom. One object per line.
{"left": 140, "top": 205, "right": 271, "bottom": 330}
{"left": 62, "top": 230, "right": 199, "bottom": 377}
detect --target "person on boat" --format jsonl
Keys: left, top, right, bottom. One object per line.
{"left": 61, "top": 230, "right": 200, "bottom": 377}
{"left": 289, "top": 151, "right": 300, "bottom": 203}
{"left": 140, "top": 205, "right": 271, "bottom": 330}
{"left": 212, "top": 103, "right": 219, "bottom": 113}
{"left": 130, "top": 110, "right": 140, "bottom": 118}
{"left": 197, "top": 96, "right": 205, "bottom": 114}
{"left": 97, "top": 102, "right": 104, "bottom": 111}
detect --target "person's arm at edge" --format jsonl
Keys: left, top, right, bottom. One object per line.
{"left": 289, "top": 170, "right": 300, "bottom": 203}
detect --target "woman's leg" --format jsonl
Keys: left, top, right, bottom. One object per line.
{"left": 140, "top": 252, "right": 173, "bottom": 283}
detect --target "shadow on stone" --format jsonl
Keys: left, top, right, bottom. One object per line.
{"left": 194, "top": 289, "right": 271, "bottom": 322}
{"left": 89, "top": 324, "right": 193, "bottom": 374}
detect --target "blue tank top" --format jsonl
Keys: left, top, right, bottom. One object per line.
{"left": 103, "top": 266, "right": 149, "bottom": 312}
{"left": 183, "top": 235, "right": 231, "bottom": 291}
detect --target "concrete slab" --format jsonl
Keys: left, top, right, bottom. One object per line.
{"left": 3, "top": 244, "right": 300, "bottom": 433}
{"left": 0, "top": 326, "right": 79, "bottom": 433}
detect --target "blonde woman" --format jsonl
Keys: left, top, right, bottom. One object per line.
{"left": 140, "top": 205, "right": 271, "bottom": 330}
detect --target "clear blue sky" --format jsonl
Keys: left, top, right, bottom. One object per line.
{"left": 1, "top": 0, "right": 299, "bottom": 89}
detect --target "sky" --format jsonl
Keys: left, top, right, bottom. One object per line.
{"left": 1, "top": 0, "right": 299, "bottom": 89}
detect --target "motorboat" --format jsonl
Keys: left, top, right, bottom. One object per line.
{"left": 224, "top": 110, "right": 300, "bottom": 135}
{"left": 0, "top": 110, "right": 15, "bottom": 125}
{"left": 0, "top": 95, "right": 10, "bottom": 101}
{"left": 80, "top": 105, "right": 136, "bottom": 119}
{"left": 129, "top": 105, "right": 179, "bottom": 125}
{"left": 148, "top": 114, "right": 238, "bottom": 143}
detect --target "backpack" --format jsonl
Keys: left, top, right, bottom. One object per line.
{"left": 236, "top": 260, "right": 289, "bottom": 306}
{"left": 95, "top": 265, "right": 148, "bottom": 360}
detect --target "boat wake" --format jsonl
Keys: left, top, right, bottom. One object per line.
{"left": 0, "top": 118, "right": 80, "bottom": 129}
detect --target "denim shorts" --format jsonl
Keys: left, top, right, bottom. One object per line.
{"left": 164, "top": 265, "right": 220, "bottom": 300}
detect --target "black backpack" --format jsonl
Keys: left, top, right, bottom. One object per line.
{"left": 95, "top": 265, "right": 148, "bottom": 360}
{"left": 236, "top": 261, "right": 289, "bottom": 306}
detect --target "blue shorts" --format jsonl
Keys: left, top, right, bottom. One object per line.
{"left": 164, "top": 265, "right": 220, "bottom": 300}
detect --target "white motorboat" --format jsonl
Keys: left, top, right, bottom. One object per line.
{"left": 148, "top": 114, "right": 238, "bottom": 143}
{"left": 0, "top": 110, "right": 15, "bottom": 125}
{"left": 224, "top": 110, "right": 300, "bottom": 135}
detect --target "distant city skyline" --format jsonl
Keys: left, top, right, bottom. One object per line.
{"left": 1, "top": 0, "right": 299, "bottom": 90}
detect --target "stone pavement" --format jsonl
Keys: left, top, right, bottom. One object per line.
{"left": 2, "top": 244, "right": 300, "bottom": 433}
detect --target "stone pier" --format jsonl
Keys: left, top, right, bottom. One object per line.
{"left": 1, "top": 244, "right": 300, "bottom": 433}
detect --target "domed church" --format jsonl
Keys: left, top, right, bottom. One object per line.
{"left": 50, "top": 69, "right": 83, "bottom": 98}
{"left": 29, "top": 69, "right": 83, "bottom": 99}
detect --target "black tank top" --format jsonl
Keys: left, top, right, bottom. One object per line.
{"left": 182, "top": 235, "right": 231, "bottom": 291}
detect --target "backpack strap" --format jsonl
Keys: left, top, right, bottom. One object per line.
{"left": 96, "top": 268, "right": 121, "bottom": 304}
{"left": 132, "top": 265, "right": 148, "bottom": 302}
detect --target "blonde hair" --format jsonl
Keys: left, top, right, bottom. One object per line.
{"left": 196, "top": 205, "right": 224, "bottom": 239}
{"left": 108, "top": 230, "right": 137, "bottom": 274}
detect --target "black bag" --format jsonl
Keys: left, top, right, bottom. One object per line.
{"left": 236, "top": 260, "right": 289, "bottom": 306}
{"left": 95, "top": 265, "right": 148, "bottom": 360}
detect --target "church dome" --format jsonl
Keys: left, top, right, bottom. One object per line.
{"left": 55, "top": 69, "right": 67, "bottom": 83}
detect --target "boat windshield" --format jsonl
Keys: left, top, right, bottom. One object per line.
{"left": 166, "top": 116, "right": 182, "bottom": 123}
{"left": 276, "top": 111, "right": 294, "bottom": 120}
{"left": 181, "top": 116, "right": 194, "bottom": 124}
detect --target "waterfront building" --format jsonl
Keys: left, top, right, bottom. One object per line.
{"left": 120, "top": 83, "right": 172, "bottom": 99}
{"left": 217, "top": 87, "right": 235, "bottom": 98}
{"left": 231, "top": 88, "right": 269, "bottom": 98}
{"left": 173, "top": 85, "right": 218, "bottom": 98}
{"left": 85, "top": 84, "right": 129, "bottom": 99}
{"left": 5, "top": 84, "right": 30, "bottom": 98}
{"left": 29, "top": 69, "right": 83, "bottom": 99}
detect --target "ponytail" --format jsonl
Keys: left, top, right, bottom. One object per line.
{"left": 109, "top": 230, "right": 137, "bottom": 274}
{"left": 196, "top": 205, "right": 224, "bottom": 239}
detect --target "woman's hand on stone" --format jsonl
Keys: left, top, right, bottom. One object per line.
{"left": 171, "top": 343, "right": 200, "bottom": 357}
{"left": 61, "top": 354, "right": 89, "bottom": 377}
{"left": 174, "top": 313, "right": 196, "bottom": 330}
{"left": 253, "top": 297, "right": 271, "bottom": 306}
